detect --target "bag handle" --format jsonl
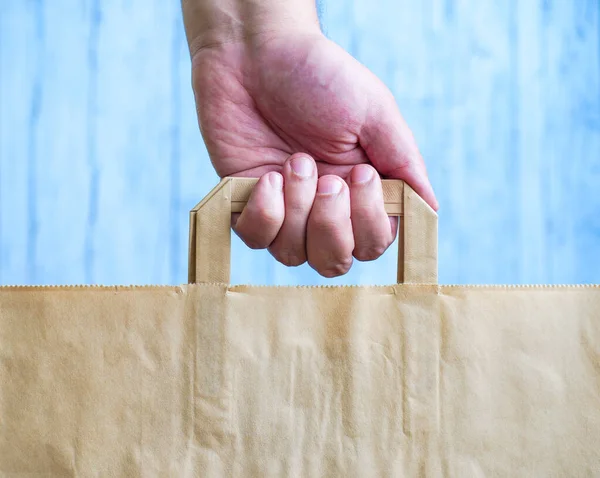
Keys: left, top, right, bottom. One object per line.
{"left": 188, "top": 177, "right": 438, "bottom": 284}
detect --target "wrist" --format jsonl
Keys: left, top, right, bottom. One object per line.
{"left": 182, "top": 0, "right": 321, "bottom": 56}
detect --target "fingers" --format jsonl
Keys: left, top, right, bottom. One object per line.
{"left": 360, "top": 89, "right": 439, "bottom": 210}
{"left": 268, "top": 154, "right": 317, "bottom": 266}
{"left": 307, "top": 176, "right": 354, "bottom": 277}
{"left": 235, "top": 159, "right": 394, "bottom": 278}
{"left": 348, "top": 164, "right": 396, "bottom": 261}
{"left": 233, "top": 172, "right": 285, "bottom": 249}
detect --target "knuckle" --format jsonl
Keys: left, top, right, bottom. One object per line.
{"left": 314, "top": 256, "right": 353, "bottom": 278}
{"left": 311, "top": 215, "right": 343, "bottom": 234}
{"left": 242, "top": 235, "right": 268, "bottom": 250}
{"left": 271, "top": 248, "right": 306, "bottom": 267}
{"left": 235, "top": 221, "right": 275, "bottom": 250}
{"left": 353, "top": 243, "right": 388, "bottom": 262}
{"left": 256, "top": 206, "right": 283, "bottom": 228}
{"left": 350, "top": 204, "right": 379, "bottom": 222}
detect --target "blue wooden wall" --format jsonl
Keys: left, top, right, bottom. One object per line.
{"left": 1, "top": 1, "right": 599, "bottom": 286}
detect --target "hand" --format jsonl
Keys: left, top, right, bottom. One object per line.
{"left": 184, "top": 4, "right": 437, "bottom": 277}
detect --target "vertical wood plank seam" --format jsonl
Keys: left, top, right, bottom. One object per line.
{"left": 84, "top": 0, "right": 101, "bottom": 284}
{"left": 508, "top": 0, "right": 522, "bottom": 283}
{"left": 26, "top": 0, "right": 45, "bottom": 284}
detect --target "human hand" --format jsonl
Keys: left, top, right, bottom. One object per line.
{"left": 183, "top": 0, "right": 438, "bottom": 277}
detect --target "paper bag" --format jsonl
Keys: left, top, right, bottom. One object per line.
{"left": 1, "top": 178, "right": 599, "bottom": 477}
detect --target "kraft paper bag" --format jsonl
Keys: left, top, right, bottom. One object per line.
{"left": 1, "top": 178, "right": 599, "bottom": 477}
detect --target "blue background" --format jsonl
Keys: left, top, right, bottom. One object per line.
{"left": 1, "top": 1, "right": 599, "bottom": 286}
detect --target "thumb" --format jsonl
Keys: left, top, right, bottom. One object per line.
{"left": 360, "top": 97, "right": 438, "bottom": 211}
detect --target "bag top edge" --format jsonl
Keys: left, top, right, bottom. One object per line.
{"left": 1, "top": 283, "right": 599, "bottom": 290}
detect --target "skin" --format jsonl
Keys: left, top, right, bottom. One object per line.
{"left": 182, "top": 0, "right": 438, "bottom": 278}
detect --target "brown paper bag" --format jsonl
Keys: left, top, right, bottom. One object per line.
{"left": 1, "top": 178, "right": 599, "bottom": 477}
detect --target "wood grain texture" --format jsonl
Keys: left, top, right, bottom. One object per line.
{"left": 1, "top": 0, "right": 598, "bottom": 285}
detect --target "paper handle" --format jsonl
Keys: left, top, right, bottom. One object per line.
{"left": 188, "top": 178, "right": 438, "bottom": 284}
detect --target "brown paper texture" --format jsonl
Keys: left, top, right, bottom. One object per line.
{"left": 1, "top": 285, "right": 599, "bottom": 475}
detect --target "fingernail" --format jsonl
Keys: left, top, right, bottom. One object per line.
{"left": 317, "top": 176, "right": 343, "bottom": 195}
{"left": 350, "top": 165, "right": 373, "bottom": 184}
{"left": 269, "top": 172, "right": 283, "bottom": 190}
{"left": 290, "top": 156, "right": 314, "bottom": 178}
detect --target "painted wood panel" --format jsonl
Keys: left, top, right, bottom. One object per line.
{"left": 1, "top": 0, "right": 598, "bottom": 286}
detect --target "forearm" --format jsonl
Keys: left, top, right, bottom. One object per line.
{"left": 182, "top": 0, "right": 320, "bottom": 56}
